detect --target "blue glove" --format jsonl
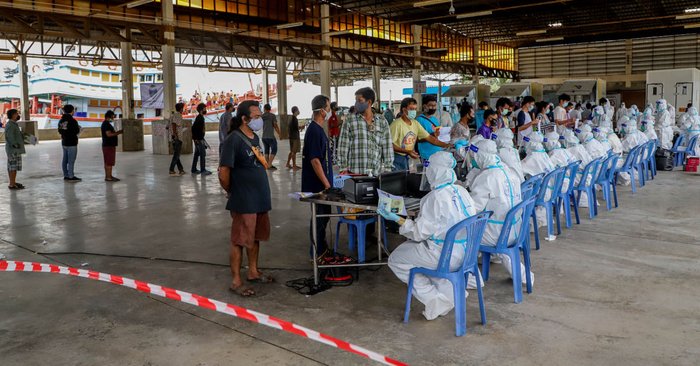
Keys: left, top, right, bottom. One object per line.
{"left": 377, "top": 208, "right": 401, "bottom": 223}
{"left": 454, "top": 139, "right": 468, "bottom": 150}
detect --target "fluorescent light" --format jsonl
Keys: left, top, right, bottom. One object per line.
{"left": 414, "top": 0, "right": 452, "bottom": 7}
{"left": 125, "top": 0, "right": 154, "bottom": 8}
{"left": 684, "top": 23, "right": 700, "bottom": 29}
{"left": 676, "top": 13, "right": 700, "bottom": 20}
{"left": 535, "top": 36, "right": 564, "bottom": 42}
{"left": 425, "top": 48, "right": 448, "bottom": 52}
{"left": 684, "top": 7, "right": 700, "bottom": 13}
{"left": 456, "top": 10, "right": 492, "bottom": 19}
{"left": 276, "top": 22, "right": 304, "bottom": 30}
{"left": 516, "top": 29, "right": 547, "bottom": 36}
{"left": 548, "top": 22, "right": 562, "bottom": 27}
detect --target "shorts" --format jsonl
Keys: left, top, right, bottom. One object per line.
{"left": 262, "top": 138, "right": 278, "bottom": 155}
{"left": 289, "top": 138, "right": 301, "bottom": 153}
{"left": 230, "top": 212, "right": 271, "bottom": 249}
{"left": 7, "top": 152, "right": 22, "bottom": 171}
{"left": 102, "top": 146, "right": 116, "bottom": 166}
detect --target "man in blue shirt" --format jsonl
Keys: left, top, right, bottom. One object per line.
{"left": 302, "top": 95, "right": 334, "bottom": 257}
{"left": 475, "top": 101, "right": 489, "bottom": 130}
{"left": 416, "top": 94, "right": 450, "bottom": 161}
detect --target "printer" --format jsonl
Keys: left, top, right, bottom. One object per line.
{"left": 342, "top": 176, "right": 378, "bottom": 204}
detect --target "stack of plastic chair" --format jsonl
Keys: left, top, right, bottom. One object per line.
{"left": 572, "top": 158, "right": 603, "bottom": 219}
{"left": 335, "top": 209, "right": 387, "bottom": 263}
{"left": 479, "top": 196, "right": 537, "bottom": 304}
{"left": 595, "top": 154, "right": 620, "bottom": 212}
{"left": 403, "top": 211, "right": 492, "bottom": 336}
{"left": 615, "top": 146, "right": 641, "bottom": 194}
{"left": 558, "top": 161, "right": 581, "bottom": 228}
{"left": 531, "top": 167, "right": 565, "bottom": 250}
{"left": 670, "top": 134, "right": 686, "bottom": 167}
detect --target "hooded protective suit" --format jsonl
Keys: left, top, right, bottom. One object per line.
{"left": 386, "top": 151, "right": 479, "bottom": 320}
{"left": 640, "top": 109, "right": 658, "bottom": 141}
{"left": 627, "top": 105, "right": 641, "bottom": 125}
{"left": 615, "top": 102, "right": 627, "bottom": 123}
{"left": 622, "top": 118, "right": 649, "bottom": 153}
{"left": 592, "top": 106, "right": 609, "bottom": 128}
{"left": 495, "top": 128, "right": 525, "bottom": 184}
{"left": 521, "top": 138, "right": 555, "bottom": 178}
{"left": 564, "top": 130, "right": 594, "bottom": 206}
{"left": 545, "top": 131, "right": 575, "bottom": 193}
{"left": 469, "top": 140, "right": 531, "bottom": 284}
{"left": 686, "top": 117, "right": 700, "bottom": 156}
{"left": 668, "top": 104, "right": 676, "bottom": 124}
{"left": 464, "top": 135, "right": 485, "bottom": 188}
{"left": 655, "top": 99, "right": 674, "bottom": 149}
{"left": 592, "top": 127, "right": 613, "bottom": 153}
{"left": 679, "top": 107, "right": 700, "bottom": 145}
{"left": 603, "top": 101, "right": 614, "bottom": 123}
{"left": 578, "top": 129, "right": 607, "bottom": 160}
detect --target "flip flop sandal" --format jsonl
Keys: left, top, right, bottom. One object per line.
{"left": 8, "top": 185, "right": 20, "bottom": 190}
{"left": 15, "top": 183, "right": 25, "bottom": 189}
{"left": 229, "top": 285, "right": 256, "bottom": 297}
{"left": 247, "top": 274, "right": 274, "bottom": 284}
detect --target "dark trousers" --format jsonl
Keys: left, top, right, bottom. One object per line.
{"left": 192, "top": 140, "right": 207, "bottom": 172}
{"left": 309, "top": 204, "right": 331, "bottom": 257}
{"left": 169, "top": 139, "right": 183, "bottom": 172}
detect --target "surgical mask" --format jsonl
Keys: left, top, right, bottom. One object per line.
{"left": 427, "top": 108, "right": 437, "bottom": 116}
{"left": 529, "top": 105, "right": 535, "bottom": 112}
{"left": 563, "top": 102, "right": 570, "bottom": 108}
{"left": 354, "top": 101, "right": 368, "bottom": 114}
{"left": 323, "top": 109, "right": 332, "bottom": 122}
{"left": 407, "top": 110, "right": 417, "bottom": 119}
{"left": 502, "top": 108, "right": 510, "bottom": 116}
{"left": 248, "top": 117, "right": 264, "bottom": 131}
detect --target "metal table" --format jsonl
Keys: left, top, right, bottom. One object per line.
{"left": 301, "top": 193, "right": 418, "bottom": 285}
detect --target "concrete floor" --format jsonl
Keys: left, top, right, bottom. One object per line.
{"left": 1, "top": 133, "right": 699, "bottom": 366}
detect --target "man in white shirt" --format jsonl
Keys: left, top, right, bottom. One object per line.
{"left": 554, "top": 94, "right": 574, "bottom": 135}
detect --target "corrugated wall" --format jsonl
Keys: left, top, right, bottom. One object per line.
{"left": 519, "top": 34, "right": 700, "bottom": 79}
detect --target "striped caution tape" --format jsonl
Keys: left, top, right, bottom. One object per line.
{"left": 0, "top": 260, "right": 407, "bottom": 366}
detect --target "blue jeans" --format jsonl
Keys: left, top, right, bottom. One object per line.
{"left": 262, "top": 138, "right": 278, "bottom": 155}
{"left": 393, "top": 153, "right": 410, "bottom": 171}
{"left": 62, "top": 146, "right": 78, "bottom": 178}
{"left": 192, "top": 140, "right": 207, "bottom": 172}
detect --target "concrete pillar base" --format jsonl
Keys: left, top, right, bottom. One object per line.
{"left": 152, "top": 119, "right": 193, "bottom": 155}
{"left": 116, "top": 119, "right": 144, "bottom": 152}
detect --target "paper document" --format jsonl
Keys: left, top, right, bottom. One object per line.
{"left": 377, "top": 189, "right": 407, "bottom": 216}
{"left": 438, "top": 126, "right": 452, "bottom": 143}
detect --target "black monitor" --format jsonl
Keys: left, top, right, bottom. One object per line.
{"left": 379, "top": 171, "right": 407, "bottom": 196}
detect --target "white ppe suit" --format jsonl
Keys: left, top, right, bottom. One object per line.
{"left": 464, "top": 135, "right": 485, "bottom": 188}
{"left": 656, "top": 99, "right": 674, "bottom": 149}
{"left": 495, "top": 128, "right": 525, "bottom": 183}
{"left": 388, "top": 151, "right": 479, "bottom": 320}
{"left": 469, "top": 140, "right": 532, "bottom": 285}
{"left": 578, "top": 130, "right": 608, "bottom": 160}
{"left": 592, "top": 127, "right": 613, "bottom": 153}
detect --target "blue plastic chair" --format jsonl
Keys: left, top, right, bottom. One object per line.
{"left": 531, "top": 167, "right": 565, "bottom": 250}
{"left": 595, "top": 154, "right": 620, "bottom": 212}
{"left": 403, "top": 211, "right": 492, "bottom": 336}
{"left": 645, "top": 140, "right": 658, "bottom": 180}
{"left": 634, "top": 144, "right": 648, "bottom": 188}
{"left": 670, "top": 134, "right": 686, "bottom": 167}
{"left": 683, "top": 135, "right": 699, "bottom": 167}
{"left": 572, "top": 158, "right": 603, "bottom": 219}
{"left": 520, "top": 173, "right": 544, "bottom": 201}
{"left": 558, "top": 161, "right": 581, "bottom": 228}
{"left": 480, "top": 196, "right": 537, "bottom": 304}
{"left": 334, "top": 209, "right": 387, "bottom": 263}
{"left": 615, "top": 145, "right": 641, "bottom": 194}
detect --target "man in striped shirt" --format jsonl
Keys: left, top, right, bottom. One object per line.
{"left": 336, "top": 87, "right": 393, "bottom": 174}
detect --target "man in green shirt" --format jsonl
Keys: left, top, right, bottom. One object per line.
{"left": 391, "top": 97, "right": 449, "bottom": 171}
{"left": 4, "top": 109, "right": 26, "bottom": 190}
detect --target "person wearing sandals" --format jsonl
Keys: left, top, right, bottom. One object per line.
{"left": 219, "top": 100, "right": 273, "bottom": 297}
{"left": 4, "top": 109, "right": 25, "bottom": 190}
{"left": 101, "top": 111, "right": 123, "bottom": 182}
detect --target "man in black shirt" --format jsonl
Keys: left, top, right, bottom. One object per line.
{"left": 101, "top": 110, "right": 123, "bottom": 182}
{"left": 285, "top": 106, "right": 303, "bottom": 170}
{"left": 302, "top": 95, "right": 333, "bottom": 257}
{"left": 57, "top": 104, "right": 82, "bottom": 182}
{"left": 191, "top": 103, "right": 212, "bottom": 175}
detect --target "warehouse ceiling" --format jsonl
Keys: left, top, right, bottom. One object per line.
{"left": 328, "top": 0, "right": 700, "bottom": 47}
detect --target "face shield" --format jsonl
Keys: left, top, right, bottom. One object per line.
{"left": 656, "top": 99, "right": 668, "bottom": 114}
{"left": 472, "top": 139, "right": 500, "bottom": 170}
{"left": 544, "top": 132, "right": 561, "bottom": 151}
{"left": 564, "top": 130, "right": 580, "bottom": 148}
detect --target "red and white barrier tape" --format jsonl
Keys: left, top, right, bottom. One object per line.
{"left": 0, "top": 260, "right": 407, "bottom": 366}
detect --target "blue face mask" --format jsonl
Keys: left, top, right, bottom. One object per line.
{"left": 407, "top": 110, "right": 417, "bottom": 119}
{"left": 248, "top": 117, "right": 264, "bottom": 131}
{"left": 355, "top": 101, "right": 369, "bottom": 114}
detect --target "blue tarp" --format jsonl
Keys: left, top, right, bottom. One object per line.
{"left": 402, "top": 86, "right": 451, "bottom": 95}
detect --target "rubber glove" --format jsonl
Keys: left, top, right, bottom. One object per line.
{"left": 377, "top": 207, "right": 401, "bottom": 223}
